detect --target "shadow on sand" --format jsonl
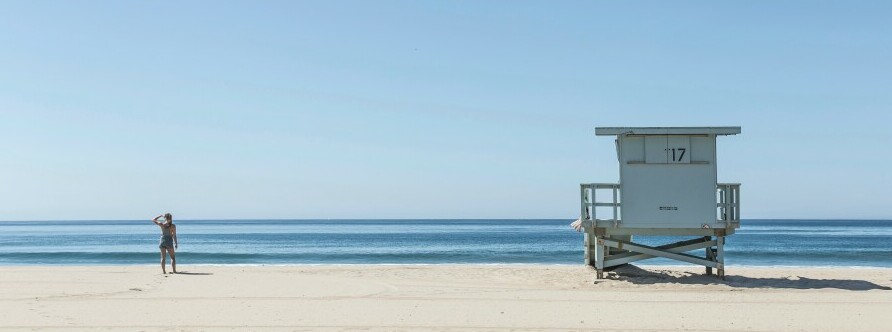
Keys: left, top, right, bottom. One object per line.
{"left": 607, "top": 265, "right": 891, "bottom": 291}
{"left": 174, "top": 271, "right": 214, "bottom": 276}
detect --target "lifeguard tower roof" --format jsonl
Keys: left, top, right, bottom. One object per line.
{"left": 595, "top": 127, "right": 741, "bottom": 136}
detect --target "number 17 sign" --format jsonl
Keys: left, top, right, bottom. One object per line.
{"left": 645, "top": 136, "right": 691, "bottom": 164}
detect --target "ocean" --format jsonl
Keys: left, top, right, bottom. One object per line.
{"left": 1, "top": 219, "right": 890, "bottom": 267}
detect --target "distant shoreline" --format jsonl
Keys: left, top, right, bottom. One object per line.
{"left": 2, "top": 218, "right": 892, "bottom": 222}
{"left": 3, "top": 263, "right": 892, "bottom": 269}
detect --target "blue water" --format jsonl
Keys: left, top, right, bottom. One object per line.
{"left": 1, "top": 219, "right": 890, "bottom": 267}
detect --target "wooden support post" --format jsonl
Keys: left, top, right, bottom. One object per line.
{"left": 716, "top": 236, "right": 725, "bottom": 279}
{"left": 583, "top": 231, "right": 591, "bottom": 265}
{"left": 705, "top": 236, "right": 714, "bottom": 275}
{"left": 594, "top": 237, "right": 605, "bottom": 279}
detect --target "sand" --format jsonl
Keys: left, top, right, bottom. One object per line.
{"left": 0, "top": 264, "right": 890, "bottom": 331}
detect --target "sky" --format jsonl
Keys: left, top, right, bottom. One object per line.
{"left": 1, "top": 1, "right": 890, "bottom": 220}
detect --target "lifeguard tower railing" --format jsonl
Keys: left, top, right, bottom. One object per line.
{"left": 579, "top": 183, "right": 740, "bottom": 278}
{"left": 579, "top": 183, "right": 741, "bottom": 227}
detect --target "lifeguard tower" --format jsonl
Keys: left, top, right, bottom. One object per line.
{"left": 580, "top": 127, "right": 741, "bottom": 278}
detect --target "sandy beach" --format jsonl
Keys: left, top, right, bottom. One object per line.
{"left": 0, "top": 264, "right": 889, "bottom": 331}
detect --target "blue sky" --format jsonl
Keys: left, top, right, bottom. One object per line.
{"left": 1, "top": 1, "right": 890, "bottom": 220}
